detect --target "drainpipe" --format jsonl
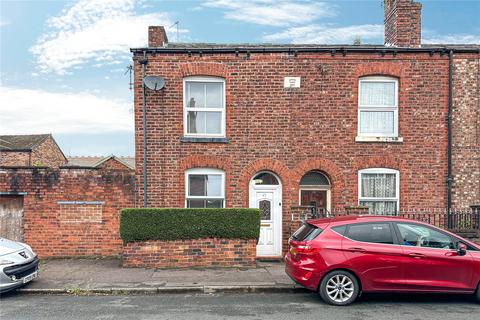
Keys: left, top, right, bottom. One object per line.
{"left": 139, "top": 51, "right": 148, "bottom": 208}
{"left": 447, "top": 50, "right": 454, "bottom": 227}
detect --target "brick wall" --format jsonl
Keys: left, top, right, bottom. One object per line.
{"left": 0, "top": 151, "right": 30, "bottom": 166}
{"left": 123, "top": 238, "right": 256, "bottom": 268}
{"left": 30, "top": 136, "right": 67, "bottom": 168}
{"left": 452, "top": 56, "right": 480, "bottom": 207}
{"left": 0, "top": 168, "right": 135, "bottom": 257}
{"left": 58, "top": 203, "right": 103, "bottom": 224}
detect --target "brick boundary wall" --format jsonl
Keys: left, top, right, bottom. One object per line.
{"left": 0, "top": 168, "right": 135, "bottom": 258}
{"left": 123, "top": 238, "right": 257, "bottom": 268}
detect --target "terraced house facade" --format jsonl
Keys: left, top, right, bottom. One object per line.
{"left": 132, "top": 0, "right": 479, "bottom": 257}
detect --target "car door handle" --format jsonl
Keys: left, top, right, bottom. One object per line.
{"left": 347, "top": 247, "right": 366, "bottom": 253}
{"left": 408, "top": 252, "right": 425, "bottom": 259}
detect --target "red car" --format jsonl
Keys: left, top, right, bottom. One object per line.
{"left": 285, "top": 215, "right": 480, "bottom": 305}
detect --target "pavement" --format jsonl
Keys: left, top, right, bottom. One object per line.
{"left": 14, "top": 258, "right": 299, "bottom": 294}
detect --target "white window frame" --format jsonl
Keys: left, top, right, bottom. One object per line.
{"left": 358, "top": 76, "right": 398, "bottom": 138}
{"left": 358, "top": 168, "right": 400, "bottom": 213}
{"left": 185, "top": 168, "right": 225, "bottom": 208}
{"left": 183, "top": 76, "right": 226, "bottom": 138}
{"left": 298, "top": 172, "right": 332, "bottom": 211}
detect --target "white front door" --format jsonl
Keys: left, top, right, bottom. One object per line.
{"left": 249, "top": 186, "right": 282, "bottom": 257}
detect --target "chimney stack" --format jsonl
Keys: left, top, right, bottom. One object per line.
{"left": 384, "top": 0, "right": 422, "bottom": 47}
{"left": 148, "top": 26, "right": 168, "bottom": 47}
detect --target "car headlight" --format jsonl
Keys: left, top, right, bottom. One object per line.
{"left": 0, "top": 259, "right": 14, "bottom": 265}
{"left": 20, "top": 242, "right": 34, "bottom": 253}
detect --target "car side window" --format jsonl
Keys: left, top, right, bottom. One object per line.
{"left": 346, "top": 223, "right": 394, "bottom": 244}
{"left": 331, "top": 225, "right": 347, "bottom": 236}
{"left": 396, "top": 223, "right": 455, "bottom": 249}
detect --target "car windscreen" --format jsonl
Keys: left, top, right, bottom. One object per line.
{"left": 292, "top": 223, "right": 323, "bottom": 241}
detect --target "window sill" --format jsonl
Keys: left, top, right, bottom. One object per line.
{"left": 180, "top": 136, "right": 229, "bottom": 143}
{"left": 355, "top": 136, "right": 403, "bottom": 143}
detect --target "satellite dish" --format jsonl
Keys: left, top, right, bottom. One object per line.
{"left": 143, "top": 76, "right": 165, "bottom": 90}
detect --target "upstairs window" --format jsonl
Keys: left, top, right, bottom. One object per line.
{"left": 185, "top": 168, "right": 225, "bottom": 208}
{"left": 358, "top": 76, "right": 398, "bottom": 137}
{"left": 358, "top": 168, "right": 399, "bottom": 215}
{"left": 184, "top": 77, "right": 225, "bottom": 137}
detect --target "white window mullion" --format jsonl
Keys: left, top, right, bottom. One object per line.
{"left": 185, "top": 168, "right": 225, "bottom": 208}
{"left": 358, "top": 168, "right": 400, "bottom": 215}
{"left": 184, "top": 77, "right": 225, "bottom": 137}
{"left": 358, "top": 77, "right": 398, "bottom": 138}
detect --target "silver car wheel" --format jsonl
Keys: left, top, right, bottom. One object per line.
{"left": 325, "top": 275, "right": 354, "bottom": 303}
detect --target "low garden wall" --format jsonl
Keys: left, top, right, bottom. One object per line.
{"left": 123, "top": 238, "right": 256, "bottom": 268}
{"left": 120, "top": 208, "right": 260, "bottom": 268}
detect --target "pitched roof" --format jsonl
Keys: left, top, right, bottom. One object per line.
{"left": 65, "top": 156, "right": 135, "bottom": 170}
{"left": 0, "top": 134, "right": 51, "bottom": 151}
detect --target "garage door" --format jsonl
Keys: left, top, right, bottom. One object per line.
{"left": 0, "top": 195, "right": 24, "bottom": 241}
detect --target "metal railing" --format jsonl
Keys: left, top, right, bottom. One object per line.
{"left": 308, "top": 207, "right": 480, "bottom": 232}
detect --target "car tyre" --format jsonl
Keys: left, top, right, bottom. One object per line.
{"left": 476, "top": 282, "right": 480, "bottom": 303}
{"left": 319, "top": 270, "right": 360, "bottom": 306}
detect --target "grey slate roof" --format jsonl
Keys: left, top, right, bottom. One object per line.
{"left": 165, "top": 43, "right": 480, "bottom": 50}
{"left": 0, "top": 134, "right": 51, "bottom": 151}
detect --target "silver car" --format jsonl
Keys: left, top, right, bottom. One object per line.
{"left": 0, "top": 237, "right": 39, "bottom": 293}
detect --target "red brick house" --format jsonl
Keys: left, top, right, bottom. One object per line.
{"left": 0, "top": 134, "right": 67, "bottom": 168}
{"left": 132, "top": 0, "right": 479, "bottom": 257}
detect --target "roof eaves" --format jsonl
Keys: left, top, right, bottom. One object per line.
{"left": 0, "top": 148, "right": 32, "bottom": 152}
{"left": 131, "top": 45, "right": 480, "bottom": 54}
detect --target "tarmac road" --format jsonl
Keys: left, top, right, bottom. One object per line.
{"left": 1, "top": 291, "right": 479, "bottom": 320}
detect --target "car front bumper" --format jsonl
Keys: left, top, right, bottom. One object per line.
{"left": 0, "top": 257, "right": 39, "bottom": 293}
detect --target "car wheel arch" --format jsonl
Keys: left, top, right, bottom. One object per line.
{"left": 317, "top": 268, "right": 363, "bottom": 293}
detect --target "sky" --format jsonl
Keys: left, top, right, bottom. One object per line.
{"left": 0, "top": 0, "right": 479, "bottom": 157}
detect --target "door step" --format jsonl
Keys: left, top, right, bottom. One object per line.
{"left": 256, "top": 256, "right": 283, "bottom": 262}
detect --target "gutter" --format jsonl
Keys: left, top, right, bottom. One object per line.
{"left": 131, "top": 46, "right": 480, "bottom": 55}
{"left": 0, "top": 148, "right": 32, "bottom": 152}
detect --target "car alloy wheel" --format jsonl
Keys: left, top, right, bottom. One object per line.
{"left": 319, "top": 270, "right": 359, "bottom": 306}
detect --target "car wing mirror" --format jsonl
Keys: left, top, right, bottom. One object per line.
{"left": 457, "top": 243, "right": 467, "bottom": 256}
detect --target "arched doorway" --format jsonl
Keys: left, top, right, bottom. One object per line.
{"left": 249, "top": 171, "right": 282, "bottom": 257}
{"left": 299, "top": 171, "right": 331, "bottom": 213}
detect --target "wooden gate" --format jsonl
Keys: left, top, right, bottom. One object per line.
{"left": 0, "top": 195, "right": 24, "bottom": 241}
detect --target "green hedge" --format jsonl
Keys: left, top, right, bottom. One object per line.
{"left": 120, "top": 208, "right": 261, "bottom": 243}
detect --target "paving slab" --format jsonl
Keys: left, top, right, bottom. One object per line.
{"left": 15, "top": 258, "right": 296, "bottom": 294}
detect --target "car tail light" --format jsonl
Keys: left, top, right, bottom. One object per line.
{"left": 289, "top": 239, "right": 320, "bottom": 256}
